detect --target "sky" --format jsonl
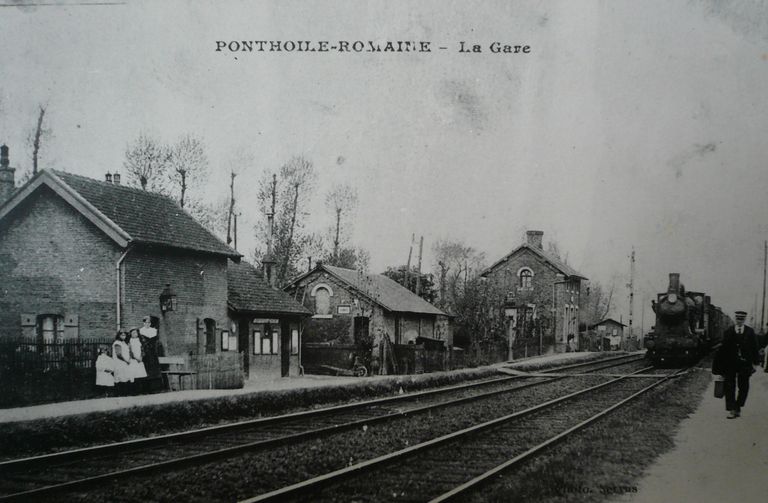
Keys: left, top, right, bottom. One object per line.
{"left": 1, "top": 0, "right": 768, "bottom": 330}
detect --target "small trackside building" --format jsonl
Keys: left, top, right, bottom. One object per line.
{"left": 283, "top": 263, "right": 451, "bottom": 347}
{"left": 590, "top": 318, "right": 627, "bottom": 351}
{"left": 227, "top": 259, "right": 311, "bottom": 379}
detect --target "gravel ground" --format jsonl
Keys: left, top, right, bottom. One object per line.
{"left": 462, "top": 365, "right": 712, "bottom": 503}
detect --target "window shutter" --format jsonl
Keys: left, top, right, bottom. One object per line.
{"left": 20, "top": 313, "right": 35, "bottom": 338}
{"left": 63, "top": 314, "right": 79, "bottom": 339}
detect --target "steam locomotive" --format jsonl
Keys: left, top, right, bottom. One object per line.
{"left": 644, "top": 273, "right": 731, "bottom": 365}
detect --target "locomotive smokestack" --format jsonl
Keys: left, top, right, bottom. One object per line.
{"left": 668, "top": 273, "right": 680, "bottom": 293}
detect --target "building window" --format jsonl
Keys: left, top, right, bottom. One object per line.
{"left": 221, "top": 330, "right": 237, "bottom": 351}
{"left": 518, "top": 268, "right": 533, "bottom": 289}
{"left": 291, "top": 328, "right": 299, "bottom": 355}
{"left": 253, "top": 329, "right": 279, "bottom": 355}
{"left": 314, "top": 287, "right": 331, "bottom": 315}
{"left": 253, "top": 330, "right": 262, "bottom": 355}
{"left": 204, "top": 318, "right": 216, "bottom": 354}
{"left": 37, "top": 314, "right": 64, "bottom": 344}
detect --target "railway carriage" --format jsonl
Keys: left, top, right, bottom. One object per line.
{"left": 645, "top": 273, "right": 731, "bottom": 365}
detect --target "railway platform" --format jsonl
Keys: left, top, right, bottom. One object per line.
{"left": 612, "top": 367, "right": 768, "bottom": 503}
{"left": 0, "top": 351, "right": 605, "bottom": 425}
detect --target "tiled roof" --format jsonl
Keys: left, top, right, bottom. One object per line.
{"left": 322, "top": 265, "right": 446, "bottom": 316}
{"left": 53, "top": 170, "right": 239, "bottom": 257}
{"left": 481, "top": 244, "right": 588, "bottom": 280}
{"left": 228, "top": 260, "right": 311, "bottom": 315}
{"left": 591, "top": 318, "right": 626, "bottom": 328}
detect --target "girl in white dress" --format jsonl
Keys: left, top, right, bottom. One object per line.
{"left": 112, "top": 331, "right": 131, "bottom": 395}
{"left": 95, "top": 347, "right": 114, "bottom": 396}
{"left": 127, "top": 329, "right": 148, "bottom": 390}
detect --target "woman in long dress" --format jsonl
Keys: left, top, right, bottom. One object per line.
{"left": 127, "top": 329, "right": 147, "bottom": 393}
{"left": 111, "top": 331, "right": 131, "bottom": 396}
{"left": 139, "top": 316, "right": 162, "bottom": 392}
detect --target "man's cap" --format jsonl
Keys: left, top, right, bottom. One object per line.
{"left": 735, "top": 310, "right": 747, "bottom": 318}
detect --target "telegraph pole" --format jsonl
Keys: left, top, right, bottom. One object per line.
{"left": 416, "top": 235, "right": 424, "bottom": 296}
{"left": 627, "top": 248, "right": 635, "bottom": 350}
{"left": 761, "top": 240, "right": 766, "bottom": 331}
{"left": 405, "top": 234, "right": 414, "bottom": 291}
{"left": 262, "top": 174, "right": 278, "bottom": 287}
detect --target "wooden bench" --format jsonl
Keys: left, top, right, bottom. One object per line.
{"left": 158, "top": 356, "right": 197, "bottom": 391}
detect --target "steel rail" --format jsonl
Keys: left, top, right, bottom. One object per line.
{"left": 429, "top": 365, "right": 690, "bottom": 502}
{"left": 0, "top": 356, "right": 645, "bottom": 502}
{"left": 0, "top": 353, "right": 640, "bottom": 474}
{"left": 238, "top": 364, "right": 659, "bottom": 503}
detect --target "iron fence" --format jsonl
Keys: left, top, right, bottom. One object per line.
{"left": 0, "top": 337, "right": 113, "bottom": 374}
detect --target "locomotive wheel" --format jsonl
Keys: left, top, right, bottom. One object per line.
{"left": 354, "top": 365, "right": 368, "bottom": 377}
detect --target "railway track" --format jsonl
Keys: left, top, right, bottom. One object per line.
{"left": 242, "top": 364, "right": 685, "bottom": 503}
{"left": 0, "top": 354, "right": 646, "bottom": 502}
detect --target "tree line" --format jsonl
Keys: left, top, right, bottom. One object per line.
{"left": 6, "top": 103, "right": 617, "bottom": 349}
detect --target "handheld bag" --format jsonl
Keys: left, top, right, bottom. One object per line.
{"left": 714, "top": 375, "right": 725, "bottom": 399}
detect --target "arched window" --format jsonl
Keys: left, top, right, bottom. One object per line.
{"left": 314, "top": 287, "right": 331, "bottom": 315}
{"left": 518, "top": 268, "right": 533, "bottom": 289}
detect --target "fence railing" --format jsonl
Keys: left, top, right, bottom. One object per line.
{"left": 302, "top": 342, "right": 514, "bottom": 375}
{"left": 0, "top": 337, "right": 115, "bottom": 408}
{"left": 0, "top": 337, "right": 114, "bottom": 374}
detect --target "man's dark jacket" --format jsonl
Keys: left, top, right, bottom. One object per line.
{"left": 713, "top": 325, "right": 761, "bottom": 375}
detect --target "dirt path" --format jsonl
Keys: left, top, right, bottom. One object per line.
{"left": 612, "top": 369, "right": 768, "bottom": 503}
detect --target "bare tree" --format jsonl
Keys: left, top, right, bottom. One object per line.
{"left": 583, "top": 278, "right": 616, "bottom": 326}
{"left": 187, "top": 197, "right": 229, "bottom": 239}
{"left": 324, "top": 183, "right": 358, "bottom": 260}
{"left": 226, "top": 171, "right": 236, "bottom": 245}
{"left": 123, "top": 133, "right": 170, "bottom": 192}
{"left": 30, "top": 105, "right": 48, "bottom": 176}
{"left": 432, "top": 238, "right": 486, "bottom": 309}
{"left": 253, "top": 155, "right": 317, "bottom": 286}
{"left": 166, "top": 134, "right": 208, "bottom": 208}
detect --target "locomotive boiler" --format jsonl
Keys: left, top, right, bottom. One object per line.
{"left": 645, "top": 273, "right": 730, "bottom": 365}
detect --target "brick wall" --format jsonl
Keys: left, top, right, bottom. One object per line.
{"left": 484, "top": 247, "right": 582, "bottom": 347}
{"left": 288, "top": 269, "right": 444, "bottom": 348}
{"left": 122, "top": 249, "right": 229, "bottom": 356}
{"left": 0, "top": 187, "right": 121, "bottom": 339}
{"left": 290, "top": 270, "right": 378, "bottom": 344}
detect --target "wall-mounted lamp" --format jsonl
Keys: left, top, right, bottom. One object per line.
{"left": 159, "top": 283, "right": 177, "bottom": 313}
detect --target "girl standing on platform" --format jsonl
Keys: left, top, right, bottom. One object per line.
{"left": 112, "top": 331, "right": 131, "bottom": 396}
{"left": 94, "top": 347, "right": 114, "bottom": 396}
{"left": 127, "top": 329, "right": 147, "bottom": 393}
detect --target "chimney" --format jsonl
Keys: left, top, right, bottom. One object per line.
{"left": 668, "top": 273, "right": 680, "bottom": 293}
{"left": 526, "top": 230, "right": 543, "bottom": 249}
{"left": 261, "top": 253, "right": 277, "bottom": 289}
{"left": 113, "top": 173, "right": 121, "bottom": 185}
{"left": 0, "top": 145, "right": 17, "bottom": 206}
{"left": 105, "top": 172, "right": 113, "bottom": 184}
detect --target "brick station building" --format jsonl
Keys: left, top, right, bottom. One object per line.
{"left": 0, "top": 147, "right": 309, "bottom": 381}
{"left": 481, "top": 230, "right": 587, "bottom": 353}
{"left": 284, "top": 263, "right": 451, "bottom": 347}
